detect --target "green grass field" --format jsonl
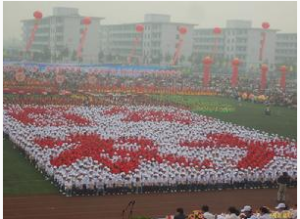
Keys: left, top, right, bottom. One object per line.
{"left": 3, "top": 95, "right": 297, "bottom": 195}
{"left": 153, "top": 95, "right": 297, "bottom": 139}
{"left": 3, "top": 138, "right": 58, "bottom": 195}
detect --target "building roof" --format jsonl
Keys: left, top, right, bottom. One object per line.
{"left": 193, "top": 27, "right": 279, "bottom": 32}
{"left": 101, "top": 22, "right": 196, "bottom": 27}
{"left": 276, "top": 32, "right": 297, "bottom": 35}
{"left": 21, "top": 15, "right": 104, "bottom": 22}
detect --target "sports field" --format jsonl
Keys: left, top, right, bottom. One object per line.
{"left": 3, "top": 139, "right": 58, "bottom": 195}
{"left": 3, "top": 95, "right": 296, "bottom": 196}
{"left": 153, "top": 95, "right": 297, "bottom": 139}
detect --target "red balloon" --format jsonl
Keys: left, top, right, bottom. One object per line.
{"left": 179, "top": 26, "right": 187, "bottom": 35}
{"left": 262, "top": 22, "right": 270, "bottom": 30}
{"left": 202, "top": 56, "right": 213, "bottom": 65}
{"left": 231, "top": 58, "right": 240, "bottom": 66}
{"left": 280, "top": 65, "right": 287, "bottom": 73}
{"left": 135, "top": 24, "right": 144, "bottom": 33}
{"left": 213, "top": 27, "right": 222, "bottom": 35}
{"left": 33, "top": 11, "right": 43, "bottom": 20}
{"left": 83, "top": 17, "right": 92, "bottom": 25}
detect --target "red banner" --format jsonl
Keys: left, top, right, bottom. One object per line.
{"left": 77, "top": 27, "right": 89, "bottom": 59}
{"left": 202, "top": 57, "right": 213, "bottom": 87}
{"left": 25, "top": 22, "right": 39, "bottom": 52}
{"left": 260, "top": 64, "right": 268, "bottom": 90}
{"left": 231, "top": 58, "right": 240, "bottom": 87}
{"left": 280, "top": 65, "right": 287, "bottom": 91}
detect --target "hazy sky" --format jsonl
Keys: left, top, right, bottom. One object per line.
{"left": 3, "top": 1, "right": 297, "bottom": 40}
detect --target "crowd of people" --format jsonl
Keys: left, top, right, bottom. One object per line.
{"left": 3, "top": 64, "right": 297, "bottom": 108}
{"left": 4, "top": 104, "right": 296, "bottom": 197}
{"left": 2, "top": 63, "right": 297, "bottom": 198}
{"left": 168, "top": 203, "right": 297, "bottom": 219}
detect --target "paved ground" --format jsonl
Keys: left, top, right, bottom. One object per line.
{"left": 4, "top": 188, "right": 297, "bottom": 219}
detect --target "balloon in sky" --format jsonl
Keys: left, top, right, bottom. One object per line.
{"left": 135, "top": 24, "right": 144, "bottom": 33}
{"left": 179, "top": 26, "right": 188, "bottom": 35}
{"left": 171, "top": 26, "right": 188, "bottom": 65}
{"left": 262, "top": 22, "right": 270, "bottom": 30}
{"left": 25, "top": 10, "right": 43, "bottom": 52}
{"left": 213, "top": 27, "right": 222, "bottom": 35}
{"left": 259, "top": 22, "right": 270, "bottom": 61}
{"left": 77, "top": 17, "right": 92, "bottom": 59}
{"left": 33, "top": 11, "right": 43, "bottom": 20}
{"left": 127, "top": 25, "right": 144, "bottom": 64}
{"left": 212, "top": 27, "right": 222, "bottom": 59}
{"left": 82, "top": 17, "right": 92, "bottom": 25}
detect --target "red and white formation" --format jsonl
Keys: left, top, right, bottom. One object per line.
{"left": 4, "top": 105, "right": 296, "bottom": 188}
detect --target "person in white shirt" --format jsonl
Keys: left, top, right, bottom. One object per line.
{"left": 202, "top": 205, "right": 216, "bottom": 219}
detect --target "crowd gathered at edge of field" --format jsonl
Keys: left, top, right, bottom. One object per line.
{"left": 3, "top": 65, "right": 297, "bottom": 109}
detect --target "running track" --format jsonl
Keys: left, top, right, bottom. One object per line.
{"left": 4, "top": 188, "right": 297, "bottom": 219}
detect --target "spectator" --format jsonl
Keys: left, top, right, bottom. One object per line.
{"left": 202, "top": 205, "right": 216, "bottom": 219}
{"left": 240, "top": 206, "right": 257, "bottom": 219}
{"left": 274, "top": 203, "right": 293, "bottom": 219}
{"left": 226, "top": 207, "right": 240, "bottom": 219}
{"left": 290, "top": 204, "right": 297, "bottom": 219}
{"left": 258, "top": 206, "right": 271, "bottom": 219}
{"left": 264, "top": 106, "right": 271, "bottom": 116}
{"left": 277, "top": 172, "right": 291, "bottom": 202}
{"left": 174, "top": 208, "right": 186, "bottom": 219}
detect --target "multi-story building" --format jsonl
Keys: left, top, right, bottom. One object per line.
{"left": 99, "top": 14, "right": 194, "bottom": 66}
{"left": 275, "top": 33, "right": 297, "bottom": 74}
{"left": 21, "top": 9, "right": 297, "bottom": 70}
{"left": 193, "top": 20, "right": 278, "bottom": 73}
{"left": 21, "top": 7, "right": 103, "bottom": 63}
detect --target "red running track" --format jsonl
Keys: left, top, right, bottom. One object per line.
{"left": 4, "top": 188, "right": 297, "bottom": 219}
